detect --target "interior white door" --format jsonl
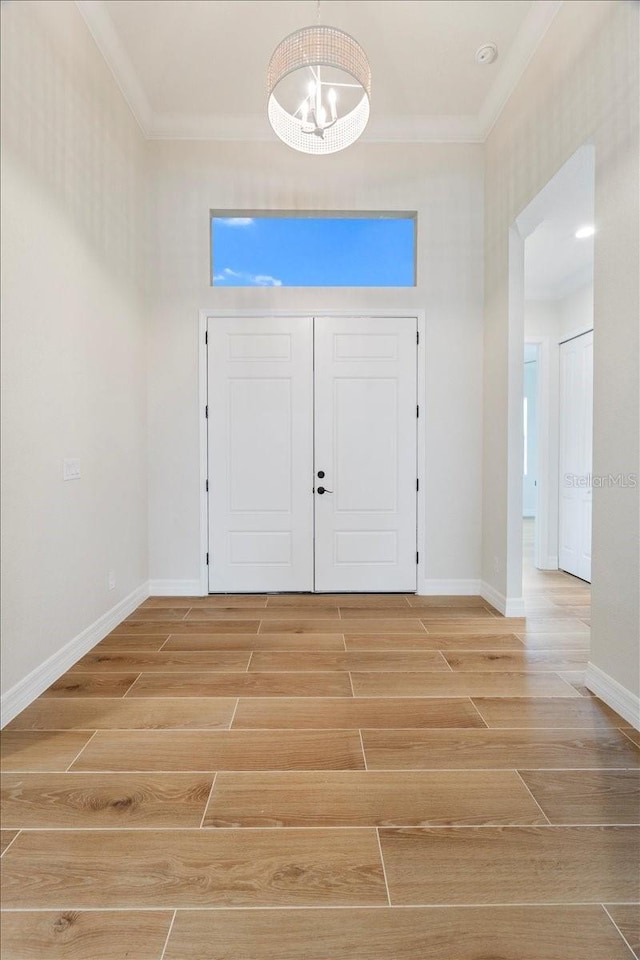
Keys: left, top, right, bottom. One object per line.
{"left": 559, "top": 331, "right": 593, "bottom": 582}
{"left": 313, "top": 316, "right": 418, "bottom": 592}
{"left": 207, "top": 317, "right": 313, "bottom": 592}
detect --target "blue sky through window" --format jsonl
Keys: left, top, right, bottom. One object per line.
{"left": 211, "top": 214, "right": 415, "bottom": 287}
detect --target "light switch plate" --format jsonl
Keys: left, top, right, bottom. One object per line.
{"left": 63, "top": 458, "right": 81, "bottom": 481}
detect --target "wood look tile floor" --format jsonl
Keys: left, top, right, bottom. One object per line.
{"left": 2, "top": 562, "right": 639, "bottom": 958}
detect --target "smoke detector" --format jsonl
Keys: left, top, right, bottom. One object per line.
{"left": 475, "top": 43, "right": 498, "bottom": 65}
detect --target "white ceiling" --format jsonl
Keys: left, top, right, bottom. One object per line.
{"left": 76, "top": 0, "right": 563, "bottom": 141}
{"left": 519, "top": 145, "right": 595, "bottom": 300}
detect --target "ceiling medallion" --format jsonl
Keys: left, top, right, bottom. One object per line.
{"left": 266, "top": 5, "right": 371, "bottom": 155}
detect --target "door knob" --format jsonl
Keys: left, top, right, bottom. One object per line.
{"left": 317, "top": 486, "right": 332, "bottom": 495}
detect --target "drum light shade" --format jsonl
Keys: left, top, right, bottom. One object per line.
{"left": 267, "top": 25, "right": 371, "bottom": 155}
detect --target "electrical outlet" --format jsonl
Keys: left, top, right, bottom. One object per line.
{"left": 63, "top": 458, "right": 81, "bottom": 481}
{"left": 108, "top": 571, "right": 116, "bottom": 591}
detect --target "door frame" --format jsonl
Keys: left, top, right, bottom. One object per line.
{"left": 198, "top": 309, "right": 427, "bottom": 596}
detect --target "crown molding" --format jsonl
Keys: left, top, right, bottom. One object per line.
{"left": 478, "top": 0, "right": 564, "bottom": 139}
{"left": 75, "top": 0, "right": 153, "bottom": 134}
{"left": 76, "top": 0, "right": 563, "bottom": 145}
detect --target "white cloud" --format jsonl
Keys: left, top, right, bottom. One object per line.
{"left": 214, "top": 267, "right": 282, "bottom": 287}
{"left": 216, "top": 217, "right": 255, "bottom": 227}
{"left": 253, "top": 274, "right": 283, "bottom": 287}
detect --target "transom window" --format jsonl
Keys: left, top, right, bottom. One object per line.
{"left": 210, "top": 211, "right": 416, "bottom": 287}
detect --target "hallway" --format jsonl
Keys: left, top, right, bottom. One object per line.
{"left": 1, "top": 593, "right": 638, "bottom": 958}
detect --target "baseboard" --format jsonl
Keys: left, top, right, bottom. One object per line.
{"left": 1, "top": 582, "right": 149, "bottom": 728}
{"left": 585, "top": 663, "right": 640, "bottom": 730}
{"left": 540, "top": 555, "right": 559, "bottom": 570}
{"left": 417, "top": 579, "right": 482, "bottom": 596}
{"left": 481, "top": 581, "right": 526, "bottom": 618}
{"left": 148, "top": 579, "right": 205, "bottom": 597}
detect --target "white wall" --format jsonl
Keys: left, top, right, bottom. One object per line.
{"left": 558, "top": 283, "right": 594, "bottom": 340}
{"left": 0, "top": 1, "right": 148, "bottom": 700}
{"left": 146, "top": 141, "right": 485, "bottom": 591}
{"left": 484, "top": 0, "right": 639, "bottom": 699}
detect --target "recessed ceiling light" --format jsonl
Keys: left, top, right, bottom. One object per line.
{"left": 475, "top": 43, "right": 498, "bottom": 65}
{"left": 575, "top": 225, "right": 596, "bottom": 239}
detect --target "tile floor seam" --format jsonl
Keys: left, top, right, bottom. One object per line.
{"left": 440, "top": 653, "right": 455, "bottom": 672}
{"left": 64, "top": 730, "right": 99, "bottom": 772}
{"left": 601, "top": 904, "right": 639, "bottom": 958}
{"left": 618, "top": 729, "right": 640, "bottom": 746}
{"left": 512, "top": 770, "right": 552, "bottom": 825}
{"left": 199, "top": 773, "right": 218, "bottom": 828}
{"left": 0, "top": 831, "right": 21, "bottom": 858}
{"left": 375, "top": 828, "right": 392, "bottom": 906}
{"left": 1, "top": 903, "right": 638, "bottom": 916}
{"left": 227, "top": 699, "right": 240, "bottom": 730}
{"left": 159, "top": 908, "right": 177, "bottom": 960}
{"left": 9, "top": 724, "right": 633, "bottom": 736}
{"left": 4, "top": 767, "right": 637, "bottom": 775}
{"left": 552, "top": 672, "right": 592, "bottom": 695}
{"left": 358, "top": 730, "right": 368, "bottom": 771}
{"left": 122, "top": 673, "right": 144, "bottom": 698}
{"left": 7, "top": 824, "right": 637, "bottom": 832}
{"left": 467, "top": 699, "right": 490, "bottom": 727}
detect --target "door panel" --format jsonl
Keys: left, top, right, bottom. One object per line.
{"left": 208, "top": 317, "right": 313, "bottom": 592}
{"left": 559, "top": 331, "right": 593, "bottom": 582}
{"left": 335, "top": 378, "right": 398, "bottom": 512}
{"left": 314, "top": 317, "right": 418, "bottom": 592}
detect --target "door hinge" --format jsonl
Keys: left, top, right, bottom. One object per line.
{"left": 205, "top": 479, "right": 209, "bottom": 492}
{"left": 416, "top": 478, "right": 419, "bottom": 491}
{"left": 205, "top": 330, "right": 208, "bottom": 345}
{"left": 416, "top": 330, "right": 420, "bottom": 345}
{"left": 206, "top": 552, "right": 209, "bottom": 566}
{"left": 205, "top": 405, "right": 208, "bottom": 419}
{"left": 416, "top": 405, "right": 419, "bottom": 418}
{"left": 416, "top": 551, "right": 419, "bottom": 564}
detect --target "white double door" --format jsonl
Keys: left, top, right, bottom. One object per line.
{"left": 208, "top": 316, "right": 418, "bottom": 593}
{"left": 559, "top": 331, "right": 593, "bottom": 582}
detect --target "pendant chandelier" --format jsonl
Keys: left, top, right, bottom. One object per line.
{"left": 266, "top": 3, "right": 371, "bottom": 155}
